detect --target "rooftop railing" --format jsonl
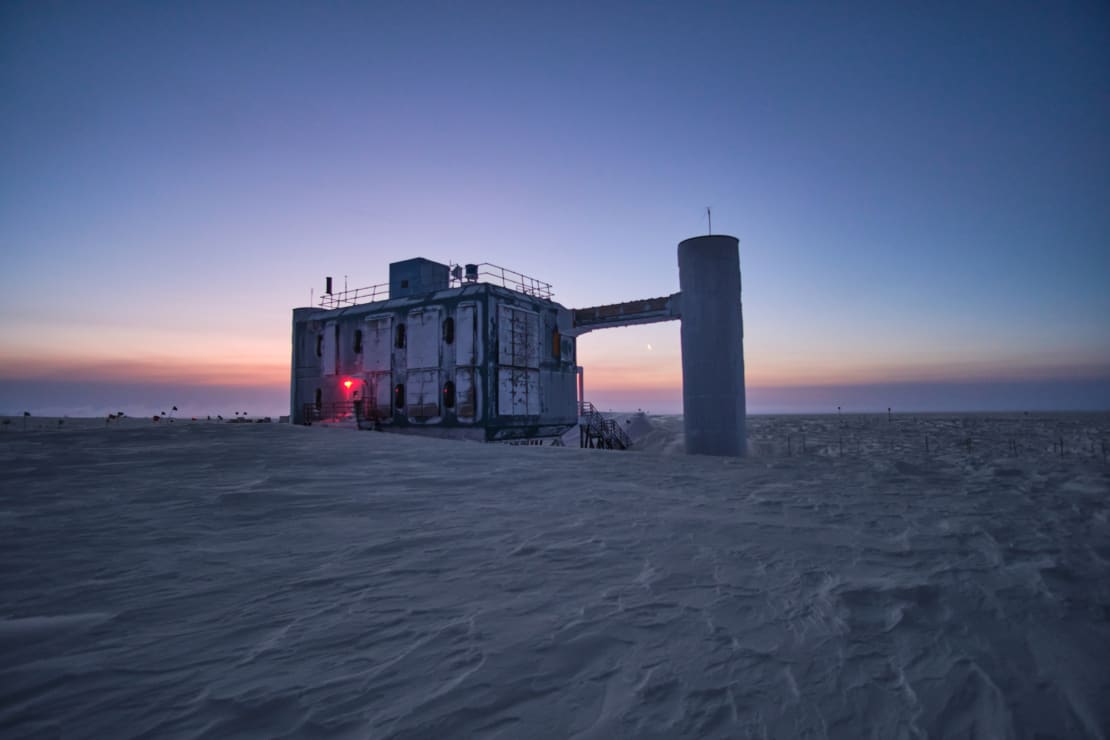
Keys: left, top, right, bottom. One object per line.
{"left": 317, "top": 282, "right": 390, "bottom": 309}
{"left": 315, "top": 262, "right": 553, "bottom": 309}
{"left": 452, "top": 263, "right": 553, "bottom": 300}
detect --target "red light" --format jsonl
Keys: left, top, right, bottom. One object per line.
{"left": 343, "top": 380, "right": 353, "bottom": 390}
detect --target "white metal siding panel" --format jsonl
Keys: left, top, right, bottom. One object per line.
{"left": 455, "top": 367, "right": 477, "bottom": 421}
{"left": 496, "top": 304, "right": 542, "bottom": 416}
{"left": 300, "top": 329, "right": 319, "bottom": 370}
{"left": 322, "top": 323, "right": 337, "bottom": 376}
{"left": 497, "top": 368, "right": 515, "bottom": 416}
{"left": 408, "top": 369, "right": 440, "bottom": 419}
{"left": 524, "top": 312, "right": 539, "bottom": 368}
{"left": 540, "top": 369, "right": 576, "bottom": 419}
{"left": 497, "top": 368, "right": 540, "bottom": 416}
{"left": 497, "top": 305, "right": 539, "bottom": 369}
{"left": 407, "top": 309, "right": 440, "bottom": 369}
{"left": 525, "top": 370, "right": 540, "bottom": 414}
{"left": 497, "top": 305, "right": 514, "bottom": 366}
{"left": 364, "top": 317, "right": 392, "bottom": 373}
{"left": 456, "top": 304, "right": 477, "bottom": 366}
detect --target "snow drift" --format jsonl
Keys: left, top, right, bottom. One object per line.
{"left": 1, "top": 414, "right": 1108, "bottom": 738}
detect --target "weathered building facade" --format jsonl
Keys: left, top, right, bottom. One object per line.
{"left": 291, "top": 258, "right": 579, "bottom": 441}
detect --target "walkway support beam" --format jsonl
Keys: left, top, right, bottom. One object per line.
{"left": 569, "top": 293, "right": 681, "bottom": 335}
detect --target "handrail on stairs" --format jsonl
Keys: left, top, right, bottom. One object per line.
{"left": 578, "top": 401, "right": 631, "bottom": 450}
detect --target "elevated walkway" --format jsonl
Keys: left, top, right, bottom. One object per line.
{"left": 570, "top": 293, "right": 681, "bottom": 335}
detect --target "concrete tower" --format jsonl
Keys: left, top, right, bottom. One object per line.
{"left": 677, "top": 235, "right": 746, "bottom": 456}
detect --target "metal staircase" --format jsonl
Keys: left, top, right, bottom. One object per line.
{"left": 578, "top": 402, "right": 632, "bottom": 450}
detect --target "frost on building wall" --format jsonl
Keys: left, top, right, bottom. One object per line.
{"left": 497, "top": 304, "right": 541, "bottom": 417}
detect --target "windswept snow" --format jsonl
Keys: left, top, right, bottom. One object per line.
{"left": 1, "top": 414, "right": 1109, "bottom": 738}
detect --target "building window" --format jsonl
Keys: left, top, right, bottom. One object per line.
{"left": 316, "top": 335, "right": 323, "bottom": 357}
{"left": 354, "top": 329, "right": 363, "bottom": 353}
{"left": 443, "top": 317, "right": 455, "bottom": 344}
{"left": 395, "top": 323, "right": 406, "bottom": 348}
{"left": 314, "top": 388, "right": 322, "bottom": 410}
{"left": 552, "top": 328, "right": 561, "bottom": 359}
{"left": 394, "top": 383, "right": 405, "bottom": 408}
{"left": 443, "top": 380, "right": 456, "bottom": 408}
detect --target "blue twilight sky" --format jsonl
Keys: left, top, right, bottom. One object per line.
{"left": 1, "top": 1, "right": 1108, "bottom": 416}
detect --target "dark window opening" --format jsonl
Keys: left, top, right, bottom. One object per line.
{"left": 394, "top": 383, "right": 405, "bottom": 408}
{"left": 354, "top": 329, "right": 363, "bottom": 353}
{"left": 443, "top": 380, "right": 456, "bottom": 408}
{"left": 552, "top": 328, "right": 561, "bottom": 359}
{"left": 314, "top": 388, "right": 322, "bottom": 410}
{"left": 395, "top": 323, "right": 406, "bottom": 348}
{"left": 443, "top": 317, "right": 455, "bottom": 344}
{"left": 401, "top": 279, "right": 409, "bottom": 289}
{"left": 315, "top": 335, "right": 323, "bottom": 357}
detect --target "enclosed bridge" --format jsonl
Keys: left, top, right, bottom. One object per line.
{"left": 291, "top": 235, "right": 746, "bottom": 455}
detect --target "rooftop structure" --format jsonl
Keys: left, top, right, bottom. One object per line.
{"left": 316, "top": 261, "right": 553, "bottom": 310}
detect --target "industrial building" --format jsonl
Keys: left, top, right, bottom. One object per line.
{"left": 291, "top": 259, "right": 579, "bottom": 442}
{"left": 291, "top": 235, "right": 747, "bottom": 455}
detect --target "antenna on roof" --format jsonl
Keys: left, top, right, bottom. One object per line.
{"left": 707, "top": 206, "right": 712, "bottom": 235}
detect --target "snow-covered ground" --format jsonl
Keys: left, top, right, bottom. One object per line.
{"left": 2, "top": 414, "right": 1109, "bottom": 738}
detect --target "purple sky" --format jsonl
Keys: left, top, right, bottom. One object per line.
{"left": 2, "top": 2, "right": 1108, "bottom": 417}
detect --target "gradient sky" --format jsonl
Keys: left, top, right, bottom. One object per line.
{"left": 2, "top": 1, "right": 1108, "bottom": 417}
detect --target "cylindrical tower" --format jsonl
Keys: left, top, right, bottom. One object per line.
{"left": 677, "top": 235, "right": 746, "bottom": 456}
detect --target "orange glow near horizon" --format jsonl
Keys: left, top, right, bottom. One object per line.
{"left": 3, "top": 350, "right": 1106, "bottom": 395}
{"left": 574, "top": 322, "right": 1110, "bottom": 393}
{"left": 580, "top": 355, "right": 1110, "bottom": 393}
{"left": 2, "top": 317, "right": 1107, "bottom": 400}
{"left": 0, "top": 354, "right": 289, "bottom": 388}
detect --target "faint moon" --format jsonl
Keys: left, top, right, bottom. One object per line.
{"left": 646, "top": 343, "right": 654, "bottom": 351}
